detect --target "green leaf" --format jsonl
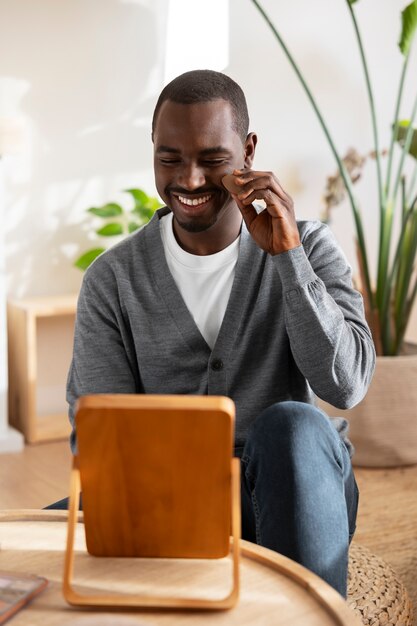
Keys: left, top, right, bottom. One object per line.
{"left": 125, "top": 188, "right": 162, "bottom": 218}
{"left": 132, "top": 205, "right": 155, "bottom": 221}
{"left": 399, "top": 0, "right": 417, "bottom": 56}
{"left": 96, "top": 223, "right": 123, "bottom": 236}
{"left": 124, "top": 188, "right": 149, "bottom": 208}
{"left": 88, "top": 203, "right": 123, "bottom": 218}
{"left": 147, "top": 197, "right": 163, "bottom": 211}
{"left": 396, "top": 120, "right": 417, "bottom": 159}
{"left": 74, "top": 248, "right": 106, "bottom": 271}
{"left": 347, "top": 0, "right": 359, "bottom": 5}
{"left": 128, "top": 221, "right": 140, "bottom": 233}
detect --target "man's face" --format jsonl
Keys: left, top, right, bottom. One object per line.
{"left": 153, "top": 99, "right": 254, "bottom": 233}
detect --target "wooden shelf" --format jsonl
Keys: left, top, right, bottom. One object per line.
{"left": 7, "top": 295, "right": 78, "bottom": 444}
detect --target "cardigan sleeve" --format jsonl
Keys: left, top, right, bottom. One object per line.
{"left": 273, "top": 221, "right": 375, "bottom": 409}
{"left": 66, "top": 260, "right": 140, "bottom": 453}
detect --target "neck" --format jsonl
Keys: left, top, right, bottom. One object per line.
{"left": 172, "top": 206, "right": 242, "bottom": 255}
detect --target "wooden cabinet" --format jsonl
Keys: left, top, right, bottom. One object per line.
{"left": 7, "top": 295, "right": 78, "bottom": 443}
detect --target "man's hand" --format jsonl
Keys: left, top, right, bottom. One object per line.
{"left": 223, "top": 169, "right": 301, "bottom": 255}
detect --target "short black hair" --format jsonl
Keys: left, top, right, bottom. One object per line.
{"left": 152, "top": 69, "right": 249, "bottom": 142}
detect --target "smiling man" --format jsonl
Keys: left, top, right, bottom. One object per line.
{"left": 64, "top": 70, "right": 375, "bottom": 597}
{"left": 153, "top": 95, "right": 253, "bottom": 254}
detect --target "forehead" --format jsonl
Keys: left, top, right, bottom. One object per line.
{"left": 153, "top": 99, "right": 241, "bottom": 150}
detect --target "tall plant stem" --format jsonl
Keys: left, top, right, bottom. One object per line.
{"left": 381, "top": 91, "right": 417, "bottom": 345}
{"left": 250, "top": 0, "right": 373, "bottom": 305}
{"left": 346, "top": 1, "right": 389, "bottom": 318}
{"left": 407, "top": 159, "right": 417, "bottom": 204}
{"left": 404, "top": 275, "right": 417, "bottom": 345}
{"left": 394, "top": 226, "right": 417, "bottom": 354}
{"left": 392, "top": 91, "right": 417, "bottom": 204}
{"left": 381, "top": 205, "right": 415, "bottom": 353}
{"left": 383, "top": 98, "right": 417, "bottom": 352}
{"left": 385, "top": 54, "right": 410, "bottom": 197}
{"left": 381, "top": 51, "right": 415, "bottom": 318}
{"left": 346, "top": 1, "right": 384, "bottom": 212}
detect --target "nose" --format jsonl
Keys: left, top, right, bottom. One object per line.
{"left": 178, "top": 162, "right": 206, "bottom": 191}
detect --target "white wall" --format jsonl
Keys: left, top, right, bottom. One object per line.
{"left": 1, "top": 0, "right": 416, "bottom": 339}
{"left": 1, "top": 0, "right": 168, "bottom": 298}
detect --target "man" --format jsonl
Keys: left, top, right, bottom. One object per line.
{"left": 63, "top": 70, "right": 375, "bottom": 597}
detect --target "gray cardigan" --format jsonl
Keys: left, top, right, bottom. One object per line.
{"left": 67, "top": 208, "right": 375, "bottom": 453}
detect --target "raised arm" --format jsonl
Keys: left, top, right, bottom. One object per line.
{"left": 274, "top": 221, "right": 375, "bottom": 408}
{"left": 228, "top": 168, "right": 375, "bottom": 408}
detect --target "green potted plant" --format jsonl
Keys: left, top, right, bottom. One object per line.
{"left": 251, "top": 0, "right": 417, "bottom": 466}
{"left": 75, "top": 188, "right": 162, "bottom": 271}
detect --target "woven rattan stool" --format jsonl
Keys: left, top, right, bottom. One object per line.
{"left": 348, "top": 543, "right": 413, "bottom": 625}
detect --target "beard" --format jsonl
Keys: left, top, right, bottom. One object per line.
{"left": 175, "top": 214, "right": 217, "bottom": 233}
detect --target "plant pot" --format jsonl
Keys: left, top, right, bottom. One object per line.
{"left": 318, "top": 343, "right": 417, "bottom": 467}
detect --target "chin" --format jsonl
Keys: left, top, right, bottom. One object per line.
{"left": 175, "top": 216, "right": 218, "bottom": 233}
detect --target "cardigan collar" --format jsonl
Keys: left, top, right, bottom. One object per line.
{"left": 143, "top": 207, "right": 265, "bottom": 357}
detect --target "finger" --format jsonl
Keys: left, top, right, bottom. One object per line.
{"left": 242, "top": 194, "right": 294, "bottom": 224}
{"left": 233, "top": 169, "right": 276, "bottom": 184}
{"left": 231, "top": 193, "right": 258, "bottom": 229}
{"left": 239, "top": 189, "right": 290, "bottom": 216}
{"left": 234, "top": 169, "right": 290, "bottom": 202}
{"left": 235, "top": 176, "right": 279, "bottom": 200}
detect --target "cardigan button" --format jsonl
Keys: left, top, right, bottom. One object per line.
{"left": 211, "top": 358, "right": 224, "bottom": 371}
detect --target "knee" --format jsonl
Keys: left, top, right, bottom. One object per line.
{"left": 247, "top": 401, "right": 334, "bottom": 454}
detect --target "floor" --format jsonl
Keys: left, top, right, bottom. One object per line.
{"left": 353, "top": 464, "right": 417, "bottom": 623}
{"left": 0, "top": 441, "right": 416, "bottom": 622}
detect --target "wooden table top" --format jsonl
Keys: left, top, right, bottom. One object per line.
{"left": 0, "top": 510, "right": 361, "bottom": 626}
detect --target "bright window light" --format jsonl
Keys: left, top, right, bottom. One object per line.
{"left": 164, "top": 0, "right": 229, "bottom": 84}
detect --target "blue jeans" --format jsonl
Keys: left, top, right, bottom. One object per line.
{"left": 45, "top": 400, "right": 358, "bottom": 598}
{"left": 237, "top": 401, "right": 358, "bottom": 598}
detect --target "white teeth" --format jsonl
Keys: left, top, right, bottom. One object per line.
{"left": 178, "top": 195, "right": 211, "bottom": 206}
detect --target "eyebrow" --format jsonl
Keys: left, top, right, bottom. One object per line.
{"left": 200, "top": 146, "right": 231, "bottom": 155}
{"left": 156, "top": 145, "right": 180, "bottom": 154}
{"left": 156, "top": 145, "right": 232, "bottom": 155}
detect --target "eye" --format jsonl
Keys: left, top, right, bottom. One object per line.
{"left": 202, "top": 159, "right": 227, "bottom": 167}
{"left": 159, "top": 158, "right": 181, "bottom": 165}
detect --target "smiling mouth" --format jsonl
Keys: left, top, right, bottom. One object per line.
{"left": 175, "top": 194, "right": 213, "bottom": 207}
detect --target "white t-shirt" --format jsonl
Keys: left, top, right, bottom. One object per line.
{"left": 160, "top": 212, "right": 239, "bottom": 350}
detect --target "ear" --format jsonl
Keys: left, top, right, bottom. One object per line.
{"left": 243, "top": 132, "right": 257, "bottom": 169}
